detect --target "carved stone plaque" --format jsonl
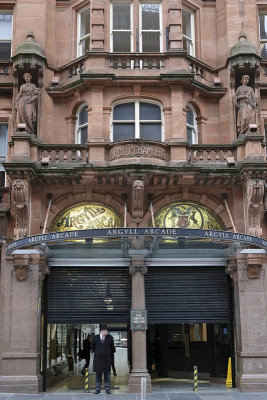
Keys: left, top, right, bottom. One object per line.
{"left": 109, "top": 142, "right": 167, "bottom": 161}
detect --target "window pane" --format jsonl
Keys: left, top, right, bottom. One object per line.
{"left": 113, "top": 4, "right": 130, "bottom": 30}
{"left": 79, "top": 108, "right": 88, "bottom": 126}
{"left": 113, "top": 123, "right": 135, "bottom": 141}
{"left": 142, "top": 4, "right": 160, "bottom": 30}
{"left": 140, "top": 123, "right": 161, "bottom": 141}
{"left": 182, "top": 9, "right": 192, "bottom": 39}
{"left": 0, "top": 170, "right": 5, "bottom": 187}
{"left": 0, "top": 124, "right": 8, "bottom": 157}
{"left": 187, "top": 127, "right": 194, "bottom": 144}
{"left": 183, "top": 37, "right": 191, "bottom": 53}
{"left": 142, "top": 32, "right": 160, "bottom": 52}
{"left": 0, "top": 41, "right": 10, "bottom": 60}
{"left": 113, "top": 32, "right": 131, "bottom": 52}
{"left": 81, "top": 37, "right": 90, "bottom": 54}
{"left": 260, "top": 15, "right": 267, "bottom": 40}
{"left": 80, "top": 8, "right": 90, "bottom": 38}
{"left": 80, "top": 126, "right": 87, "bottom": 145}
{"left": 186, "top": 109, "right": 194, "bottom": 125}
{"left": 0, "top": 13, "right": 12, "bottom": 39}
{"left": 113, "top": 103, "right": 135, "bottom": 120}
{"left": 140, "top": 103, "right": 161, "bottom": 120}
{"left": 261, "top": 43, "right": 267, "bottom": 60}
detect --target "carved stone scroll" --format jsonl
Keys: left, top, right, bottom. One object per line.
{"left": 12, "top": 179, "right": 29, "bottom": 239}
{"left": 132, "top": 179, "right": 144, "bottom": 221}
{"left": 129, "top": 264, "right": 148, "bottom": 275}
{"left": 246, "top": 179, "right": 264, "bottom": 237}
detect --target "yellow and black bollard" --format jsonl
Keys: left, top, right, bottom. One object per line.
{"left": 84, "top": 368, "right": 89, "bottom": 393}
{"left": 193, "top": 365, "right": 198, "bottom": 392}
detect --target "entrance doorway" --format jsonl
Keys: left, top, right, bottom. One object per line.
{"left": 147, "top": 323, "right": 232, "bottom": 381}
{"left": 42, "top": 264, "right": 132, "bottom": 392}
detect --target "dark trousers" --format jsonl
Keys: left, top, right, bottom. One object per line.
{"left": 95, "top": 371, "right": 110, "bottom": 390}
{"left": 82, "top": 356, "right": 90, "bottom": 372}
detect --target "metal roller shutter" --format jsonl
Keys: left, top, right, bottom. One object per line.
{"left": 145, "top": 267, "right": 230, "bottom": 323}
{"left": 47, "top": 267, "right": 131, "bottom": 324}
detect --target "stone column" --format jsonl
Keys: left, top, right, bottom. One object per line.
{"left": 0, "top": 249, "right": 49, "bottom": 393}
{"left": 128, "top": 255, "right": 151, "bottom": 393}
{"left": 227, "top": 252, "right": 267, "bottom": 392}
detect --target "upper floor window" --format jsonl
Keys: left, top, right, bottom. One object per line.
{"left": 140, "top": 3, "right": 162, "bottom": 52}
{"left": 76, "top": 105, "right": 88, "bottom": 144}
{"left": 111, "top": 2, "right": 132, "bottom": 52}
{"left": 110, "top": 1, "right": 162, "bottom": 52}
{"left": 0, "top": 11, "right": 12, "bottom": 60}
{"left": 182, "top": 8, "right": 194, "bottom": 56}
{"left": 112, "top": 100, "right": 163, "bottom": 142}
{"left": 77, "top": 6, "right": 90, "bottom": 57}
{"left": 259, "top": 14, "right": 267, "bottom": 60}
{"left": 186, "top": 105, "right": 198, "bottom": 144}
{"left": 0, "top": 123, "right": 8, "bottom": 187}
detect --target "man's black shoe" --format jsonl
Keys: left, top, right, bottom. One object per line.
{"left": 106, "top": 389, "right": 111, "bottom": 394}
{"left": 94, "top": 390, "right": 100, "bottom": 394}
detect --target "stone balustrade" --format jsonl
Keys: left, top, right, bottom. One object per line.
{"left": 39, "top": 145, "right": 88, "bottom": 164}
{"left": 188, "top": 145, "right": 237, "bottom": 164}
{"left": 108, "top": 53, "right": 166, "bottom": 70}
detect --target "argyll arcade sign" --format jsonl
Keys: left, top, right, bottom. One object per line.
{"left": 6, "top": 227, "right": 267, "bottom": 254}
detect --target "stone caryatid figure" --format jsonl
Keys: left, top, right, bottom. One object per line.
{"left": 234, "top": 74, "right": 258, "bottom": 135}
{"left": 16, "top": 72, "right": 39, "bottom": 135}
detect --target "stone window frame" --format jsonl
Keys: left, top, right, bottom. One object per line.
{"left": 0, "top": 122, "right": 8, "bottom": 187}
{"left": 0, "top": 10, "right": 13, "bottom": 60}
{"left": 186, "top": 103, "right": 198, "bottom": 144}
{"left": 77, "top": 4, "right": 90, "bottom": 57}
{"left": 75, "top": 104, "right": 88, "bottom": 144}
{"left": 110, "top": 0, "right": 134, "bottom": 52}
{"left": 182, "top": 5, "right": 195, "bottom": 57}
{"left": 110, "top": 99, "right": 165, "bottom": 142}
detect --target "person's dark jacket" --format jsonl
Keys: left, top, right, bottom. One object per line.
{"left": 83, "top": 337, "right": 91, "bottom": 357}
{"left": 92, "top": 334, "right": 115, "bottom": 373}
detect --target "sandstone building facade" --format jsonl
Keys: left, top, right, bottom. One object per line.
{"left": 1, "top": 0, "right": 267, "bottom": 394}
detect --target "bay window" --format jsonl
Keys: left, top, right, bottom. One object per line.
{"left": 186, "top": 105, "right": 198, "bottom": 144}
{"left": 76, "top": 106, "right": 88, "bottom": 144}
{"left": 112, "top": 101, "right": 163, "bottom": 142}
{"left": 77, "top": 6, "right": 90, "bottom": 57}
{"left": 182, "top": 7, "right": 195, "bottom": 56}
{"left": 140, "top": 3, "right": 162, "bottom": 52}
{"left": 111, "top": 2, "right": 132, "bottom": 52}
{"left": 259, "top": 13, "right": 267, "bottom": 60}
{"left": 0, "top": 123, "right": 8, "bottom": 187}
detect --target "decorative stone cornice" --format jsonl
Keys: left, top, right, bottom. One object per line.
{"left": 129, "top": 264, "right": 148, "bottom": 275}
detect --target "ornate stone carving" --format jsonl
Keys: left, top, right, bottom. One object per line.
{"left": 246, "top": 179, "right": 265, "bottom": 237}
{"left": 14, "top": 265, "right": 29, "bottom": 281}
{"left": 129, "top": 264, "right": 148, "bottom": 275}
{"left": 132, "top": 179, "right": 144, "bottom": 221}
{"left": 15, "top": 72, "right": 39, "bottom": 135}
{"left": 39, "top": 259, "right": 49, "bottom": 281}
{"left": 12, "top": 179, "right": 29, "bottom": 239}
{"left": 109, "top": 142, "right": 167, "bottom": 161}
{"left": 226, "top": 260, "right": 237, "bottom": 283}
{"left": 234, "top": 75, "right": 259, "bottom": 135}
{"left": 247, "top": 255, "right": 262, "bottom": 279}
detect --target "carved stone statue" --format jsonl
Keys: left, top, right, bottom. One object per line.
{"left": 234, "top": 75, "right": 258, "bottom": 135}
{"left": 16, "top": 72, "right": 39, "bottom": 135}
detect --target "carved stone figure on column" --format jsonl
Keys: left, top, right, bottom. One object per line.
{"left": 16, "top": 73, "right": 39, "bottom": 135}
{"left": 234, "top": 75, "right": 258, "bottom": 135}
{"left": 12, "top": 178, "right": 29, "bottom": 239}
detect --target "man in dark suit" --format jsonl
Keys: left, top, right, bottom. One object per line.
{"left": 92, "top": 324, "right": 115, "bottom": 394}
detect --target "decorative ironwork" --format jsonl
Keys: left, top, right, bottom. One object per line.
{"left": 154, "top": 202, "right": 223, "bottom": 230}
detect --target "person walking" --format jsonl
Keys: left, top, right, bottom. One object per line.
{"left": 81, "top": 334, "right": 91, "bottom": 375}
{"left": 92, "top": 325, "right": 115, "bottom": 394}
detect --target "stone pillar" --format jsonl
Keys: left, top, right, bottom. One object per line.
{"left": 227, "top": 252, "right": 267, "bottom": 392}
{"left": 91, "top": 0, "right": 105, "bottom": 51}
{"left": 0, "top": 249, "right": 49, "bottom": 393}
{"left": 128, "top": 255, "right": 151, "bottom": 393}
{"left": 167, "top": 0, "right": 182, "bottom": 51}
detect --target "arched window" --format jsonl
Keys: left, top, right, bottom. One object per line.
{"left": 186, "top": 105, "right": 198, "bottom": 144}
{"left": 76, "top": 105, "right": 88, "bottom": 144}
{"left": 112, "top": 100, "right": 163, "bottom": 142}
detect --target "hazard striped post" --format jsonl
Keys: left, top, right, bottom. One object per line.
{"left": 226, "top": 357, "right": 232, "bottom": 388}
{"left": 193, "top": 365, "right": 198, "bottom": 392}
{"left": 84, "top": 368, "right": 89, "bottom": 393}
